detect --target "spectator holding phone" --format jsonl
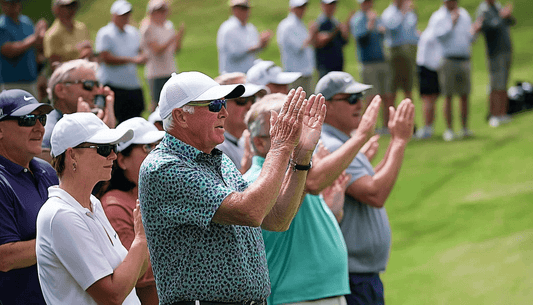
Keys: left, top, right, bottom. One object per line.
{"left": 40, "top": 59, "right": 116, "bottom": 163}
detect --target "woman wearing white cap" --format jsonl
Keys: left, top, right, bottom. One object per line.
{"left": 98, "top": 117, "right": 164, "bottom": 305}
{"left": 35, "top": 112, "right": 148, "bottom": 305}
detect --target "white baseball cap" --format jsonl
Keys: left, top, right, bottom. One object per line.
{"left": 148, "top": 106, "right": 162, "bottom": 124}
{"left": 289, "top": 0, "right": 308, "bottom": 7}
{"left": 242, "top": 83, "right": 269, "bottom": 97}
{"left": 246, "top": 60, "right": 302, "bottom": 86}
{"left": 110, "top": 0, "right": 132, "bottom": 15}
{"left": 315, "top": 71, "right": 372, "bottom": 100}
{"left": 321, "top": 0, "right": 337, "bottom": 3}
{"left": 115, "top": 117, "right": 165, "bottom": 152}
{"left": 158, "top": 72, "right": 245, "bottom": 119}
{"left": 50, "top": 112, "right": 133, "bottom": 157}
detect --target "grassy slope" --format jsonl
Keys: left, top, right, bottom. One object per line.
{"left": 59, "top": 0, "right": 533, "bottom": 303}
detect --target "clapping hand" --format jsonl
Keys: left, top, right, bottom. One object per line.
{"left": 354, "top": 95, "right": 381, "bottom": 140}
{"left": 269, "top": 87, "right": 307, "bottom": 153}
{"left": 291, "top": 93, "right": 327, "bottom": 162}
{"left": 388, "top": 98, "right": 415, "bottom": 144}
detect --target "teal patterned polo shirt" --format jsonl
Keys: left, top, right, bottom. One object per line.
{"left": 138, "top": 133, "right": 270, "bottom": 305}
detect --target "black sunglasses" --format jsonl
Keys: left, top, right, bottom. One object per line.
{"left": 233, "top": 96, "right": 256, "bottom": 106}
{"left": 74, "top": 144, "right": 118, "bottom": 157}
{"left": 188, "top": 99, "right": 227, "bottom": 113}
{"left": 330, "top": 93, "right": 364, "bottom": 105}
{"left": 62, "top": 80, "right": 100, "bottom": 91}
{"left": 3, "top": 114, "right": 47, "bottom": 127}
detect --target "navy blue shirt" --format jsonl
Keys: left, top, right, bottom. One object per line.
{"left": 0, "top": 14, "right": 38, "bottom": 83}
{"left": 0, "top": 156, "right": 59, "bottom": 305}
{"left": 315, "top": 14, "right": 347, "bottom": 73}
{"left": 351, "top": 12, "right": 386, "bottom": 63}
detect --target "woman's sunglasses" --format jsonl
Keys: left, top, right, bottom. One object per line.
{"left": 2, "top": 114, "right": 47, "bottom": 127}
{"left": 62, "top": 80, "right": 100, "bottom": 91}
{"left": 74, "top": 144, "right": 118, "bottom": 157}
{"left": 188, "top": 99, "right": 227, "bottom": 112}
{"left": 233, "top": 96, "right": 256, "bottom": 106}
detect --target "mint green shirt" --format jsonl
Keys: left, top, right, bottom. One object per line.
{"left": 243, "top": 156, "right": 350, "bottom": 305}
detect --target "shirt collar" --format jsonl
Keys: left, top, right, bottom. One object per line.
{"left": 251, "top": 155, "right": 265, "bottom": 168}
{"left": 0, "top": 154, "right": 40, "bottom": 175}
{"left": 322, "top": 123, "right": 351, "bottom": 142}
{"left": 159, "top": 133, "right": 224, "bottom": 163}
{"left": 47, "top": 186, "right": 97, "bottom": 214}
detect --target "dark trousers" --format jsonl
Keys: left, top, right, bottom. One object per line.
{"left": 106, "top": 85, "right": 145, "bottom": 124}
{"left": 345, "top": 273, "right": 384, "bottom": 305}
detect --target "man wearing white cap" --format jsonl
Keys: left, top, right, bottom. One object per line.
{"left": 316, "top": 71, "right": 414, "bottom": 305}
{"left": 312, "top": 0, "right": 350, "bottom": 78}
{"left": 138, "top": 71, "right": 325, "bottom": 304}
{"left": 247, "top": 60, "right": 301, "bottom": 94}
{"left": 277, "top": 0, "right": 316, "bottom": 94}
{"left": 216, "top": 0, "right": 272, "bottom": 74}
{"left": 214, "top": 72, "right": 267, "bottom": 173}
{"left": 44, "top": 0, "right": 92, "bottom": 63}
{"left": 95, "top": 0, "right": 146, "bottom": 124}
{"left": 0, "top": 89, "right": 56, "bottom": 305}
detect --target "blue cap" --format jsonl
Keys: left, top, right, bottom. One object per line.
{"left": 0, "top": 89, "right": 53, "bottom": 120}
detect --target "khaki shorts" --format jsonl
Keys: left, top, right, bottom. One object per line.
{"left": 361, "top": 61, "right": 392, "bottom": 98}
{"left": 389, "top": 44, "right": 417, "bottom": 93}
{"left": 489, "top": 52, "right": 512, "bottom": 91}
{"left": 439, "top": 58, "right": 471, "bottom": 96}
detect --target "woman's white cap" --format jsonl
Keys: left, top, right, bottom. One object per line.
{"left": 50, "top": 113, "right": 133, "bottom": 157}
{"left": 115, "top": 117, "right": 165, "bottom": 152}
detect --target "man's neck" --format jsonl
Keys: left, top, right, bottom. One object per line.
{"left": 59, "top": 17, "right": 74, "bottom": 31}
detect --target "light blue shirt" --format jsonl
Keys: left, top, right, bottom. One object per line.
{"left": 350, "top": 11, "right": 386, "bottom": 63}
{"left": 381, "top": 4, "right": 419, "bottom": 47}
{"left": 95, "top": 22, "right": 141, "bottom": 89}
{"left": 433, "top": 6, "right": 473, "bottom": 58}
{"left": 276, "top": 13, "right": 315, "bottom": 77}
{"left": 216, "top": 16, "right": 260, "bottom": 74}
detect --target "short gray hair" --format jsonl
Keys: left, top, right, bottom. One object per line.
{"left": 245, "top": 93, "right": 286, "bottom": 138}
{"left": 47, "top": 59, "right": 99, "bottom": 106}
{"left": 162, "top": 105, "right": 195, "bottom": 131}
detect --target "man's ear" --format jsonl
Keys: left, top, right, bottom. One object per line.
{"left": 172, "top": 108, "right": 188, "bottom": 128}
{"left": 252, "top": 136, "right": 267, "bottom": 156}
{"left": 54, "top": 83, "right": 67, "bottom": 100}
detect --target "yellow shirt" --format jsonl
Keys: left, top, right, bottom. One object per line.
{"left": 44, "top": 19, "right": 91, "bottom": 62}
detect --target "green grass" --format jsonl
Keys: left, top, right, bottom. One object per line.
{"left": 22, "top": 0, "right": 533, "bottom": 303}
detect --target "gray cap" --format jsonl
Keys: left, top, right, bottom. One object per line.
{"left": 315, "top": 71, "right": 372, "bottom": 100}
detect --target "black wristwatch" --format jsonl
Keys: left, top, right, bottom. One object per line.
{"left": 291, "top": 160, "right": 312, "bottom": 172}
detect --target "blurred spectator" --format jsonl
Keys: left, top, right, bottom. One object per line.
{"left": 99, "top": 117, "right": 164, "bottom": 305}
{"left": 415, "top": 7, "right": 443, "bottom": 140}
{"left": 312, "top": 0, "right": 349, "bottom": 78}
{"left": 96, "top": 0, "right": 146, "bottom": 124}
{"left": 0, "top": 89, "right": 56, "bottom": 305}
{"left": 472, "top": 0, "right": 515, "bottom": 127}
{"left": 214, "top": 72, "right": 267, "bottom": 172}
{"left": 148, "top": 105, "right": 163, "bottom": 130}
{"left": 316, "top": 71, "right": 414, "bottom": 305}
{"left": 350, "top": 0, "right": 394, "bottom": 133}
{"left": 243, "top": 93, "right": 351, "bottom": 305}
{"left": 140, "top": 0, "right": 185, "bottom": 112}
{"left": 247, "top": 60, "right": 301, "bottom": 94}
{"left": 44, "top": 0, "right": 92, "bottom": 64}
{"left": 36, "top": 112, "right": 148, "bottom": 304}
{"left": 434, "top": 0, "right": 473, "bottom": 141}
{"left": 41, "top": 59, "right": 116, "bottom": 162}
{"left": 277, "top": 0, "right": 315, "bottom": 94}
{"left": 217, "top": 0, "right": 272, "bottom": 74}
{"left": 0, "top": 0, "right": 47, "bottom": 97}
{"left": 382, "top": 0, "right": 419, "bottom": 125}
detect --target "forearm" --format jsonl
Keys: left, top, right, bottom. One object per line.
{"left": 370, "top": 140, "right": 407, "bottom": 206}
{"left": 0, "top": 240, "right": 37, "bottom": 272}
{"left": 373, "top": 137, "right": 393, "bottom": 172}
{"left": 1, "top": 35, "right": 37, "bottom": 59}
{"left": 306, "top": 133, "right": 367, "bottom": 194}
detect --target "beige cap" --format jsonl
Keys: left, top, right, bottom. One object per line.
{"left": 229, "top": 0, "right": 251, "bottom": 7}
{"left": 147, "top": 0, "right": 168, "bottom": 12}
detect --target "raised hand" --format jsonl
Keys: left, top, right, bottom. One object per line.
{"left": 321, "top": 170, "right": 351, "bottom": 222}
{"left": 269, "top": 87, "right": 307, "bottom": 153}
{"left": 361, "top": 134, "right": 380, "bottom": 162}
{"left": 292, "top": 93, "right": 327, "bottom": 162}
{"left": 388, "top": 98, "right": 415, "bottom": 143}
{"left": 354, "top": 95, "right": 381, "bottom": 140}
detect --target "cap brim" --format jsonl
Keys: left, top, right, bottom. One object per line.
{"left": 11, "top": 103, "right": 54, "bottom": 116}
{"left": 242, "top": 83, "right": 268, "bottom": 97}
{"left": 343, "top": 83, "right": 373, "bottom": 95}
{"left": 193, "top": 84, "right": 245, "bottom": 101}
{"left": 133, "top": 130, "right": 165, "bottom": 145}
{"left": 273, "top": 72, "right": 302, "bottom": 85}
{"left": 86, "top": 128, "right": 134, "bottom": 145}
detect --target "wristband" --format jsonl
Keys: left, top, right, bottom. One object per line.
{"left": 290, "top": 160, "right": 312, "bottom": 172}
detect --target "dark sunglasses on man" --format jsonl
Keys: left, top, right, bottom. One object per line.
{"left": 330, "top": 93, "right": 364, "bottom": 105}
{"left": 62, "top": 80, "right": 100, "bottom": 91}
{"left": 74, "top": 144, "right": 118, "bottom": 157}
{"left": 187, "top": 99, "right": 227, "bottom": 113}
{"left": 2, "top": 114, "right": 47, "bottom": 127}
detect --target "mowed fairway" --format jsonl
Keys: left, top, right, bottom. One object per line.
{"left": 23, "top": 0, "right": 533, "bottom": 303}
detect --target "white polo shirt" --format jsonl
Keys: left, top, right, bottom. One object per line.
{"left": 216, "top": 16, "right": 260, "bottom": 74}
{"left": 36, "top": 186, "right": 140, "bottom": 305}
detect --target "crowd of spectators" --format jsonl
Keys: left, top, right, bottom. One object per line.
{"left": 0, "top": 0, "right": 517, "bottom": 304}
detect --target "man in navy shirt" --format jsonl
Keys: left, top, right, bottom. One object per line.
{"left": 0, "top": 89, "right": 58, "bottom": 305}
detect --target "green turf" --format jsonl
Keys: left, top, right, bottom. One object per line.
{"left": 22, "top": 0, "right": 533, "bottom": 303}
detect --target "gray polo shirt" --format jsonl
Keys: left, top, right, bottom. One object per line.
{"left": 320, "top": 123, "right": 391, "bottom": 273}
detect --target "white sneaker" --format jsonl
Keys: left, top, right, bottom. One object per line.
{"left": 488, "top": 116, "right": 500, "bottom": 127}
{"left": 443, "top": 129, "right": 455, "bottom": 142}
{"left": 458, "top": 128, "right": 474, "bottom": 139}
{"left": 416, "top": 126, "right": 433, "bottom": 139}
